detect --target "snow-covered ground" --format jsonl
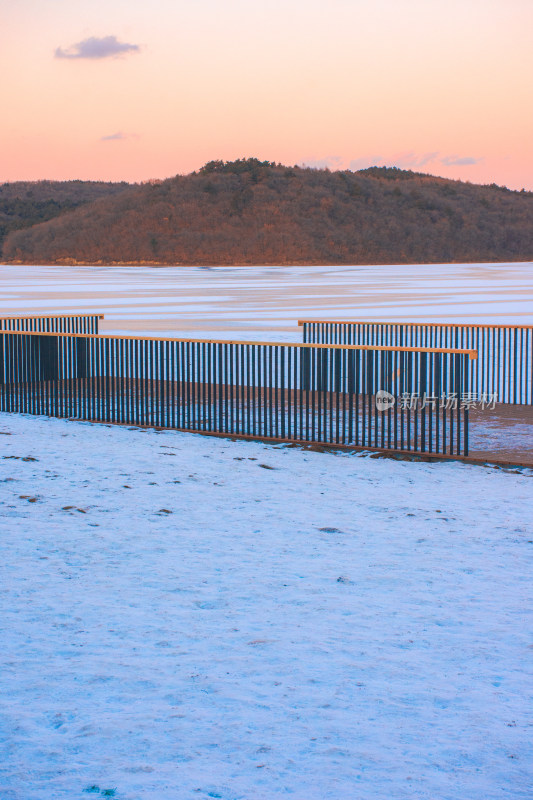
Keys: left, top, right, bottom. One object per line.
{"left": 1, "top": 412, "right": 532, "bottom": 800}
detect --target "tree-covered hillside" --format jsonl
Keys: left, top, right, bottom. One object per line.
{"left": 3, "top": 161, "right": 533, "bottom": 265}
{"left": 0, "top": 180, "right": 131, "bottom": 253}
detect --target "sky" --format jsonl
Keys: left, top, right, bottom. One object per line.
{"left": 1, "top": 0, "right": 532, "bottom": 189}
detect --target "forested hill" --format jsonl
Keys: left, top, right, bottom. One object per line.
{"left": 0, "top": 180, "right": 131, "bottom": 253}
{"left": 3, "top": 160, "right": 533, "bottom": 266}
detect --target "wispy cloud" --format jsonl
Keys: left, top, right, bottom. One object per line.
{"left": 101, "top": 132, "right": 127, "bottom": 141}
{"left": 441, "top": 155, "right": 483, "bottom": 166}
{"left": 349, "top": 155, "right": 384, "bottom": 171}
{"left": 299, "top": 156, "right": 345, "bottom": 170}
{"left": 55, "top": 35, "right": 140, "bottom": 60}
{"left": 350, "top": 152, "right": 440, "bottom": 171}
{"left": 100, "top": 132, "right": 139, "bottom": 142}
{"left": 392, "top": 151, "right": 439, "bottom": 169}
{"left": 349, "top": 152, "right": 483, "bottom": 172}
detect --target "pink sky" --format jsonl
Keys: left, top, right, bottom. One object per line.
{"left": 1, "top": 0, "right": 532, "bottom": 190}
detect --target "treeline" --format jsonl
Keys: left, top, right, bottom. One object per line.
{"left": 3, "top": 160, "right": 533, "bottom": 265}
{"left": 0, "top": 180, "right": 131, "bottom": 252}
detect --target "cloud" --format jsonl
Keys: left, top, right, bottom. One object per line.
{"left": 349, "top": 152, "right": 483, "bottom": 173}
{"left": 100, "top": 132, "right": 139, "bottom": 142}
{"left": 349, "top": 155, "right": 385, "bottom": 171}
{"left": 299, "top": 156, "right": 345, "bottom": 170}
{"left": 391, "top": 151, "right": 439, "bottom": 169}
{"left": 300, "top": 152, "right": 484, "bottom": 176}
{"left": 350, "top": 152, "right": 439, "bottom": 171}
{"left": 441, "top": 155, "right": 483, "bottom": 166}
{"left": 101, "top": 132, "right": 127, "bottom": 141}
{"left": 55, "top": 36, "right": 140, "bottom": 60}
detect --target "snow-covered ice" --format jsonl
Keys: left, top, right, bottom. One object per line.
{"left": 1, "top": 262, "right": 532, "bottom": 340}
{"left": 1, "top": 412, "right": 532, "bottom": 799}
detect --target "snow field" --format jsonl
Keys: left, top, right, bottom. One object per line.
{"left": 0, "top": 412, "right": 532, "bottom": 800}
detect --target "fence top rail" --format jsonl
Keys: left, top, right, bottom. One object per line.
{"left": 0, "top": 313, "right": 105, "bottom": 321}
{"left": 297, "top": 318, "right": 533, "bottom": 331}
{"left": 0, "top": 328, "right": 478, "bottom": 359}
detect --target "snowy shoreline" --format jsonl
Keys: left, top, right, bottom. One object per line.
{"left": 1, "top": 412, "right": 532, "bottom": 799}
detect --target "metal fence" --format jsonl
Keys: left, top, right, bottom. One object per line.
{"left": 300, "top": 320, "right": 533, "bottom": 405}
{"left": 0, "top": 324, "right": 474, "bottom": 455}
{"left": 0, "top": 314, "right": 102, "bottom": 334}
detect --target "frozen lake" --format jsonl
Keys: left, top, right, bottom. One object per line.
{"left": 0, "top": 262, "right": 531, "bottom": 340}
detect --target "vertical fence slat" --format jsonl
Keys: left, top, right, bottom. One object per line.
{"left": 301, "top": 319, "right": 532, "bottom": 406}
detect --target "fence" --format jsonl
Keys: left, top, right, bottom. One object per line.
{"left": 300, "top": 320, "right": 533, "bottom": 405}
{"left": 0, "top": 317, "right": 475, "bottom": 455}
{"left": 0, "top": 313, "right": 102, "bottom": 334}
